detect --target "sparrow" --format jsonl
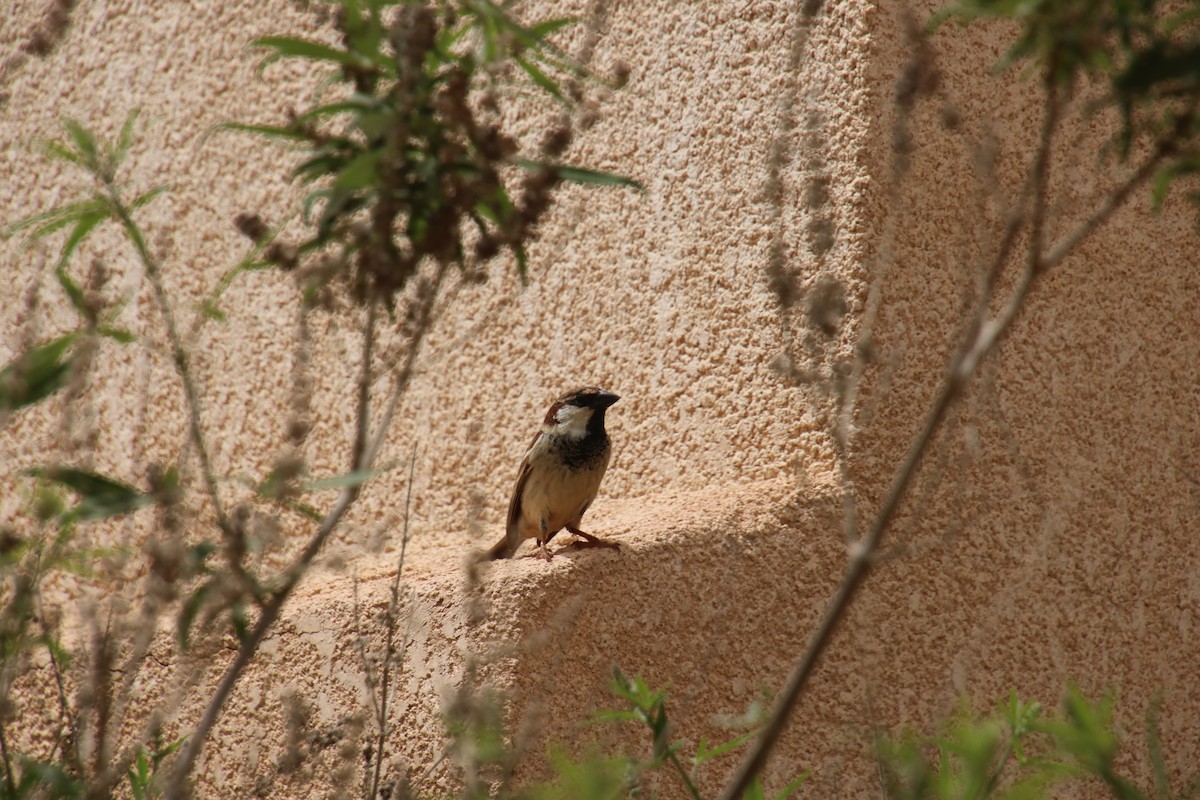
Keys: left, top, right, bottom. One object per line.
{"left": 486, "top": 387, "right": 622, "bottom": 560}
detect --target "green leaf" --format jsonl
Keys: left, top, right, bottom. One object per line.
{"left": 0, "top": 334, "right": 76, "bottom": 412}
{"left": 770, "top": 771, "right": 809, "bottom": 799}
{"left": 527, "top": 17, "right": 578, "bottom": 38}
{"left": 16, "top": 757, "right": 84, "bottom": 797}
{"left": 42, "top": 138, "right": 88, "bottom": 168}
{"left": 694, "top": 728, "right": 758, "bottom": 767}
{"left": 514, "top": 54, "right": 565, "bottom": 101}
{"left": 199, "top": 300, "right": 227, "bottom": 322}
{"left": 47, "top": 545, "right": 127, "bottom": 576}
{"left": 555, "top": 164, "right": 643, "bottom": 190}
{"left": 230, "top": 602, "right": 249, "bottom": 642}
{"left": 130, "top": 185, "right": 168, "bottom": 211}
{"left": 514, "top": 241, "right": 528, "bottom": 280}
{"left": 116, "top": 108, "right": 141, "bottom": 162}
{"left": 214, "top": 121, "right": 313, "bottom": 142}
{"left": 38, "top": 633, "right": 72, "bottom": 670}
{"left": 1, "top": 196, "right": 110, "bottom": 241}
{"left": 56, "top": 217, "right": 104, "bottom": 312}
{"left": 178, "top": 580, "right": 213, "bottom": 647}
{"left": 154, "top": 734, "right": 188, "bottom": 764}
{"left": 279, "top": 498, "right": 324, "bottom": 523}
{"left": 516, "top": 159, "right": 642, "bottom": 190}
{"left": 129, "top": 749, "right": 150, "bottom": 800}
{"left": 332, "top": 149, "right": 383, "bottom": 192}
{"left": 97, "top": 326, "right": 136, "bottom": 343}
{"left": 302, "top": 469, "right": 378, "bottom": 492}
{"left": 294, "top": 152, "right": 354, "bottom": 185}
{"left": 743, "top": 776, "right": 766, "bottom": 800}
{"left": 254, "top": 35, "right": 371, "bottom": 68}
{"left": 63, "top": 118, "right": 100, "bottom": 169}
{"left": 25, "top": 466, "right": 152, "bottom": 521}
{"left": 294, "top": 93, "right": 382, "bottom": 124}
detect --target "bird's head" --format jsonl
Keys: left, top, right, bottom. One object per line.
{"left": 542, "top": 387, "right": 620, "bottom": 439}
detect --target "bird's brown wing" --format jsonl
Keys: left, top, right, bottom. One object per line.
{"left": 486, "top": 435, "right": 539, "bottom": 560}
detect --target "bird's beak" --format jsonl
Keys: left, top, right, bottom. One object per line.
{"left": 596, "top": 390, "right": 620, "bottom": 408}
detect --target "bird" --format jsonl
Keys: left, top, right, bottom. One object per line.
{"left": 485, "top": 387, "right": 622, "bottom": 560}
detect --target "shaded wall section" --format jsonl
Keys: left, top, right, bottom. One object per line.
{"left": 1, "top": 0, "right": 1197, "bottom": 797}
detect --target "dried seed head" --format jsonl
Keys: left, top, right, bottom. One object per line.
{"left": 265, "top": 241, "right": 299, "bottom": 271}
{"left": 940, "top": 104, "right": 960, "bottom": 130}
{"left": 287, "top": 418, "right": 311, "bottom": 445}
{"left": 578, "top": 99, "right": 600, "bottom": 130}
{"left": 234, "top": 212, "right": 269, "bottom": 243}
{"left": 473, "top": 234, "right": 499, "bottom": 262}
{"left": 477, "top": 125, "right": 515, "bottom": 161}
{"left": 765, "top": 240, "right": 797, "bottom": 309}
{"left": 542, "top": 124, "right": 572, "bottom": 157}
{"left": 611, "top": 60, "right": 631, "bottom": 88}
{"left": 806, "top": 274, "right": 846, "bottom": 337}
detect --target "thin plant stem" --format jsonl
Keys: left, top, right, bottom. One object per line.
{"left": 0, "top": 716, "right": 14, "bottom": 798}
{"left": 104, "top": 186, "right": 228, "bottom": 535}
{"left": 103, "top": 184, "right": 268, "bottom": 605}
{"left": 719, "top": 68, "right": 1182, "bottom": 800}
{"left": 369, "top": 447, "right": 418, "bottom": 800}
{"left": 668, "top": 750, "right": 703, "bottom": 800}
{"left": 354, "top": 301, "right": 377, "bottom": 472}
{"left": 164, "top": 268, "right": 448, "bottom": 798}
{"left": 39, "top": 619, "right": 78, "bottom": 767}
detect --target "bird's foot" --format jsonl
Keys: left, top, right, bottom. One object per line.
{"left": 534, "top": 541, "right": 555, "bottom": 561}
{"left": 565, "top": 529, "right": 621, "bottom": 553}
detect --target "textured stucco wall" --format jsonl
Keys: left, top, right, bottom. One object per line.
{"left": 2, "top": 0, "right": 1198, "bottom": 797}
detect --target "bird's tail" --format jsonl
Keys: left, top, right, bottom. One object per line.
{"left": 484, "top": 533, "right": 514, "bottom": 560}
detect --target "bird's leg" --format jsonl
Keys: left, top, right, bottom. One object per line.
{"left": 565, "top": 525, "right": 620, "bottom": 552}
{"left": 535, "top": 520, "right": 554, "bottom": 560}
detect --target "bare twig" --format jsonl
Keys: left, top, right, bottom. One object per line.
{"left": 720, "top": 68, "right": 1181, "bottom": 800}
{"left": 165, "top": 485, "right": 357, "bottom": 798}
{"left": 353, "top": 302, "right": 377, "bottom": 472}
{"left": 0, "top": 716, "right": 14, "bottom": 798}
{"left": 38, "top": 615, "right": 78, "bottom": 767}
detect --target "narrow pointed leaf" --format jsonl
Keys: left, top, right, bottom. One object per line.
{"left": 514, "top": 54, "right": 564, "bottom": 100}
{"left": 41, "top": 139, "right": 86, "bottom": 167}
{"left": 216, "top": 121, "right": 312, "bottom": 142}
{"left": 0, "top": 334, "right": 76, "bottom": 411}
{"left": 515, "top": 159, "right": 642, "bottom": 190}
{"left": 63, "top": 118, "right": 100, "bottom": 168}
{"left": 2, "top": 197, "right": 109, "bottom": 240}
{"left": 254, "top": 35, "right": 371, "bottom": 68}
{"left": 25, "top": 466, "right": 152, "bottom": 521}
{"left": 117, "top": 108, "right": 141, "bottom": 160}
{"left": 527, "top": 17, "right": 577, "bottom": 38}
{"left": 130, "top": 185, "right": 168, "bottom": 210}
{"left": 302, "top": 469, "right": 378, "bottom": 492}
{"left": 97, "top": 326, "right": 136, "bottom": 343}
{"left": 555, "top": 164, "right": 642, "bottom": 189}
{"left": 178, "top": 581, "right": 213, "bottom": 648}
{"left": 770, "top": 771, "right": 810, "bottom": 800}
{"left": 56, "top": 262, "right": 90, "bottom": 316}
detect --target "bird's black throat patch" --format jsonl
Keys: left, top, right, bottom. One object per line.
{"left": 553, "top": 426, "right": 611, "bottom": 470}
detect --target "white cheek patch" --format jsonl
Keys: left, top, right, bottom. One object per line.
{"left": 544, "top": 405, "right": 593, "bottom": 439}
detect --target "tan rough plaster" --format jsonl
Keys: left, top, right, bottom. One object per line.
{"left": 2, "top": 0, "right": 1198, "bottom": 797}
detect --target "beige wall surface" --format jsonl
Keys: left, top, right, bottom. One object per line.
{"left": 2, "top": 0, "right": 1198, "bottom": 797}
